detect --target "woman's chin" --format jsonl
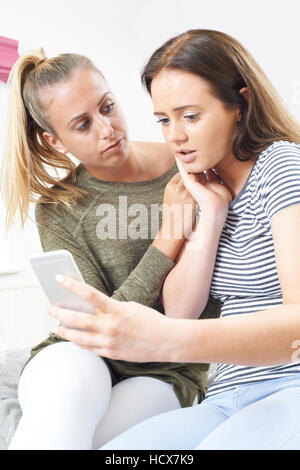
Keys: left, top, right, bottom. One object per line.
{"left": 182, "top": 161, "right": 209, "bottom": 174}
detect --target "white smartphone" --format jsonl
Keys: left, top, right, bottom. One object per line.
{"left": 30, "top": 249, "right": 96, "bottom": 314}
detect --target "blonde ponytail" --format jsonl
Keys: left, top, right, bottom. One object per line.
{"left": 0, "top": 52, "right": 97, "bottom": 233}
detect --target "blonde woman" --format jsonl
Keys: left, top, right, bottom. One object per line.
{"left": 44, "top": 30, "right": 300, "bottom": 450}
{"left": 1, "top": 52, "right": 221, "bottom": 449}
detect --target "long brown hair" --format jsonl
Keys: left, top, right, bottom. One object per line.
{"left": 141, "top": 29, "right": 300, "bottom": 160}
{"left": 0, "top": 52, "right": 99, "bottom": 232}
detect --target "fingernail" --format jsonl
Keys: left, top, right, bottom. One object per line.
{"left": 50, "top": 326, "right": 58, "bottom": 335}
{"left": 55, "top": 274, "right": 64, "bottom": 283}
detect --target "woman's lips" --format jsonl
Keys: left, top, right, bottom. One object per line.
{"left": 103, "top": 137, "right": 123, "bottom": 154}
{"left": 176, "top": 149, "right": 197, "bottom": 163}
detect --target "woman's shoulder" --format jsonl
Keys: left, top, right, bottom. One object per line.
{"left": 259, "top": 140, "right": 300, "bottom": 166}
{"left": 256, "top": 140, "right": 300, "bottom": 179}
{"left": 138, "top": 140, "right": 173, "bottom": 155}
{"left": 35, "top": 197, "right": 78, "bottom": 225}
{"left": 133, "top": 141, "right": 175, "bottom": 172}
{"left": 254, "top": 141, "right": 300, "bottom": 221}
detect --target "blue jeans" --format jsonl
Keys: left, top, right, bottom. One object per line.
{"left": 100, "top": 374, "right": 300, "bottom": 450}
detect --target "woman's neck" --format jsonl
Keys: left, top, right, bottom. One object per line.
{"left": 214, "top": 155, "right": 258, "bottom": 201}
{"left": 82, "top": 141, "right": 173, "bottom": 183}
{"left": 82, "top": 142, "right": 147, "bottom": 183}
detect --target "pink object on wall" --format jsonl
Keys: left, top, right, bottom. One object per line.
{"left": 0, "top": 35, "right": 19, "bottom": 83}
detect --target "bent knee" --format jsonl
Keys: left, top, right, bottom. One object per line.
{"left": 19, "top": 342, "right": 111, "bottom": 409}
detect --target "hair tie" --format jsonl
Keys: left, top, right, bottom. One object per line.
{"left": 35, "top": 58, "right": 46, "bottom": 69}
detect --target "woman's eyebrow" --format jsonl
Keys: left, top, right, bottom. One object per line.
{"left": 66, "top": 92, "right": 111, "bottom": 127}
{"left": 154, "top": 104, "right": 198, "bottom": 116}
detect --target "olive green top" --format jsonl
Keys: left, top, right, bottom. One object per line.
{"left": 28, "top": 162, "right": 221, "bottom": 407}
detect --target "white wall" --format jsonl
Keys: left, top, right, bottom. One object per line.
{"left": 0, "top": 0, "right": 300, "bottom": 271}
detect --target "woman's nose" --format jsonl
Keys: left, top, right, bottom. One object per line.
{"left": 166, "top": 123, "right": 187, "bottom": 144}
{"left": 96, "top": 116, "right": 115, "bottom": 139}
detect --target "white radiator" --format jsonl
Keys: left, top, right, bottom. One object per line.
{"left": 0, "top": 271, "right": 53, "bottom": 351}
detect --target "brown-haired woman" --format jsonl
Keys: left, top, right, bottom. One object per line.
{"left": 43, "top": 30, "right": 300, "bottom": 450}
{"left": 1, "top": 52, "right": 224, "bottom": 450}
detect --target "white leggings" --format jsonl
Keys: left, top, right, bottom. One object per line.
{"left": 8, "top": 342, "right": 181, "bottom": 450}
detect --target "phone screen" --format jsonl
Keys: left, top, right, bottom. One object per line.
{"left": 30, "top": 250, "right": 96, "bottom": 315}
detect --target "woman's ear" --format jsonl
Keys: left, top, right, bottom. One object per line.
{"left": 42, "top": 131, "right": 67, "bottom": 154}
{"left": 239, "top": 87, "right": 249, "bottom": 104}
{"left": 236, "top": 87, "right": 249, "bottom": 124}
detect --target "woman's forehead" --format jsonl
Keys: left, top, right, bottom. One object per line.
{"left": 40, "top": 69, "right": 110, "bottom": 123}
{"left": 151, "top": 69, "right": 215, "bottom": 110}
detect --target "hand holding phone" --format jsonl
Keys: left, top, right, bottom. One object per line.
{"left": 30, "top": 250, "right": 96, "bottom": 315}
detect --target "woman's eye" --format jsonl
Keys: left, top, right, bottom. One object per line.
{"left": 184, "top": 112, "right": 200, "bottom": 122}
{"left": 101, "top": 102, "right": 115, "bottom": 114}
{"left": 156, "top": 117, "right": 170, "bottom": 126}
{"left": 77, "top": 120, "right": 89, "bottom": 132}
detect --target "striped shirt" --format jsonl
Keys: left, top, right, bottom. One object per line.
{"left": 206, "top": 140, "right": 300, "bottom": 397}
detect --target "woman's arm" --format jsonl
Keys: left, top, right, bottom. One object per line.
{"left": 161, "top": 160, "right": 231, "bottom": 318}
{"left": 151, "top": 171, "right": 195, "bottom": 262}
{"left": 48, "top": 204, "right": 300, "bottom": 366}
{"left": 48, "top": 284, "right": 300, "bottom": 367}
{"left": 161, "top": 209, "right": 226, "bottom": 318}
